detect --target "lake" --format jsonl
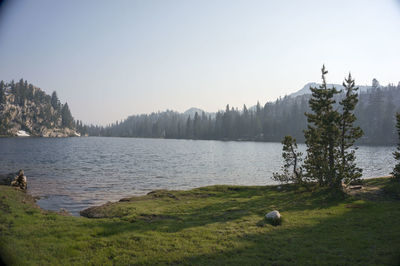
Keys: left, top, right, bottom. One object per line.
{"left": 0, "top": 137, "right": 396, "bottom": 215}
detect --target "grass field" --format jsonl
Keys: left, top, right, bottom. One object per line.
{"left": 1, "top": 178, "right": 399, "bottom": 265}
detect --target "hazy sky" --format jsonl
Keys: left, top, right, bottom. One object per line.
{"left": 1, "top": 0, "right": 399, "bottom": 125}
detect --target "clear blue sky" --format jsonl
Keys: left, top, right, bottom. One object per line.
{"left": 1, "top": 0, "right": 399, "bottom": 125}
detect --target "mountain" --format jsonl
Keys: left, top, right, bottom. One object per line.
{"left": 0, "top": 79, "right": 78, "bottom": 137}
{"left": 183, "top": 107, "right": 205, "bottom": 117}
{"left": 289, "top": 82, "right": 378, "bottom": 98}
{"left": 184, "top": 107, "right": 216, "bottom": 119}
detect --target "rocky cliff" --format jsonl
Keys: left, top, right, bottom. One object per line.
{"left": 0, "top": 79, "right": 79, "bottom": 137}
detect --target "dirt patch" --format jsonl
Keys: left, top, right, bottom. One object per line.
{"left": 137, "top": 214, "right": 178, "bottom": 223}
{"left": 345, "top": 176, "right": 397, "bottom": 201}
{"left": 345, "top": 204, "right": 364, "bottom": 209}
{"left": 147, "top": 190, "right": 179, "bottom": 200}
{"left": 223, "top": 209, "right": 248, "bottom": 215}
{"left": 119, "top": 196, "right": 146, "bottom": 202}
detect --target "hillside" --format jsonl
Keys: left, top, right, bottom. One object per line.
{"left": 0, "top": 79, "right": 78, "bottom": 137}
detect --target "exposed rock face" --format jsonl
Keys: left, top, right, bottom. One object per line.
{"left": 40, "top": 127, "right": 78, "bottom": 138}
{"left": 0, "top": 80, "right": 79, "bottom": 137}
{"left": 10, "top": 169, "right": 27, "bottom": 190}
{"left": 1, "top": 97, "right": 78, "bottom": 137}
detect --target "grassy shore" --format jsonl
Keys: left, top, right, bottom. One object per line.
{"left": 1, "top": 178, "right": 399, "bottom": 265}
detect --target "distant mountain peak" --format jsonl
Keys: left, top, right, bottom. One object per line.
{"left": 184, "top": 107, "right": 205, "bottom": 117}
{"left": 289, "top": 82, "right": 319, "bottom": 98}
{"left": 289, "top": 82, "right": 374, "bottom": 98}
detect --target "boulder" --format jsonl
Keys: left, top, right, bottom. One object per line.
{"left": 266, "top": 210, "right": 281, "bottom": 219}
{"left": 10, "top": 169, "right": 27, "bottom": 190}
{"left": 265, "top": 210, "right": 281, "bottom": 226}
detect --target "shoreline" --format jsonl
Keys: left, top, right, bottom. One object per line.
{"left": 1, "top": 135, "right": 398, "bottom": 146}
{"left": 1, "top": 174, "right": 395, "bottom": 217}
{"left": 31, "top": 175, "right": 397, "bottom": 217}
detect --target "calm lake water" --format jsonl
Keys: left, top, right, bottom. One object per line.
{"left": 0, "top": 137, "right": 396, "bottom": 215}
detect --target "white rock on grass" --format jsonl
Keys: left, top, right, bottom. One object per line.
{"left": 266, "top": 210, "right": 281, "bottom": 220}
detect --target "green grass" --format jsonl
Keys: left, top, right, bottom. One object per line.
{"left": 1, "top": 178, "right": 400, "bottom": 265}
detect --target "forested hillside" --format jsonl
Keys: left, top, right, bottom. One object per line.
{"left": 79, "top": 80, "right": 400, "bottom": 145}
{"left": 0, "top": 79, "right": 77, "bottom": 137}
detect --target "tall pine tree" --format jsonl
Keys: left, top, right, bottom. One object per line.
{"left": 392, "top": 113, "right": 400, "bottom": 180}
{"left": 339, "top": 73, "right": 363, "bottom": 185}
{"left": 0, "top": 80, "right": 5, "bottom": 104}
{"left": 304, "top": 65, "right": 341, "bottom": 188}
{"left": 51, "top": 91, "right": 61, "bottom": 111}
{"left": 61, "top": 103, "right": 74, "bottom": 128}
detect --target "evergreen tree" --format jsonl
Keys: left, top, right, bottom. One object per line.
{"left": 242, "top": 104, "right": 250, "bottom": 137}
{"left": 51, "top": 91, "right": 61, "bottom": 111}
{"left": 392, "top": 113, "right": 400, "bottom": 180}
{"left": 273, "top": 136, "right": 303, "bottom": 184}
{"left": 222, "top": 104, "right": 232, "bottom": 138}
{"left": 338, "top": 73, "right": 363, "bottom": 185}
{"left": 0, "top": 113, "right": 10, "bottom": 135}
{"left": 368, "top": 88, "right": 384, "bottom": 140}
{"left": 254, "top": 101, "right": 262, "bottom": 137}
{"left": 27, "top": 83, "right": 34, "bottom": 100}
{"left": 372, "top": 78, "right": 380, "bottom": 88}
{"left": 61, "top": 103, "right": 74, "bottom": 128}
{"left": 0, "top": 80, "right": 9, "bottom": 134}
{"left": 0, "top": 80, "right": 5, "bottom": 104}
{"left": 193, "top": 112, "right": 200, "bottom": 139}
{"left": 304, "top": 66, "right": 341, "bottom": 188}
{"left": 185, "top": 115, "right": 193, "bottom": 138}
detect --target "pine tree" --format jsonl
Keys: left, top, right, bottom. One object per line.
{"left": 338, "top": 74, "right": 363, "bottom": 185}
{"left": 0, "top": 80, "right": 5, "bottom": 104}
{"left": 304, "top": 65, "right": 341, "bottom": 188}
{"left": 222, "top": 104, "right": 231, "bottom": 138}
{"left": 372, "top": 78, "right": 380, "bottom": 88}
{"left": 51, "top": 91, "right": 61, "bottom": 111}
{"left": 185, "top": 115, "right": 193, "bottom": 138}
{"left": 61, "top": 103, "right": 74, "bottom": 128}
{"left": 273, "top": 136, "right": 303, "bottom": 184}
{"left": 0, "top": 81, "right": 9, "bottom": 135}
{"left": 392, "top": 113, "right": 400, "bottom": 180}
{"left": 193, "top": 112, "right": 200, "bottom": 139}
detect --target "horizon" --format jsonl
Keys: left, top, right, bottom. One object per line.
{"left": 1, "top": 0, "right": 400, "bottom": 125}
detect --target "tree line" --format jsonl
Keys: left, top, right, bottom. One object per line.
{"left": 79, "top": 79, "right": 400, "bottom": 145}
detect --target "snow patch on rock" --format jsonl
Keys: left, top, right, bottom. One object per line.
{"left": 17, "top": 130, "right": 30, "bottom": 137}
